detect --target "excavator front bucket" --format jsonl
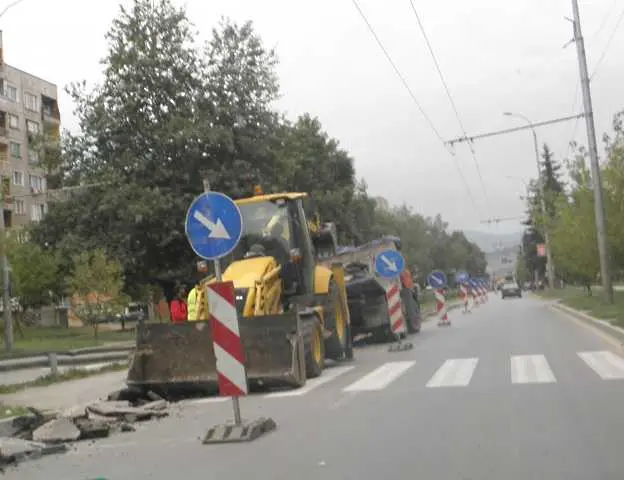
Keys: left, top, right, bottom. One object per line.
{"left": 126, "top": 311, "right": 306, "bottom": 397}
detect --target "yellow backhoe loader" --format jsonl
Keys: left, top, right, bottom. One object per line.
{"left": 126, "top": 188, "right": 354, "bottom": 396}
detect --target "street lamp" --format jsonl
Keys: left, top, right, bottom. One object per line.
{"left": 503, "top": 111, "right": 555, "bottom": 290}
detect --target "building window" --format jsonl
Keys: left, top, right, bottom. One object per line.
{"left": 4, "top": 85, "right": 17, "bottom": 102}
{"left": 29, "top": 174, "right": 45, "bottom": 192}
{"left": 24, "top": 92, "right": 38, "bottom": 112}
{"left": 14, "top": 199, "right": 25, "bottom": 215}
{"left": 26, "top": 120, "right": 39, "bottom": 136}
{"left": 28, "top": 149, "right": 39, "bottom": 165}
{"left": 12, "top": 171, "right": 24, "bottom": 186}
{"left": 9, "top": 142, "right": 20, "bottom": 158}
{"left": 8, "top": 114, "right": 19, "bottom": 130}
{"left": 30, "top": 203, "right": 44, "bottom": 221}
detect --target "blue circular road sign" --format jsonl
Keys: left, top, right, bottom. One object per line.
{"left": 456, "top": 271, "right": 469, "bottom": 283}
{"left": 427, "top": 270, "right": 447, "bottom": 289}
{"left": 184, "top": 191, "right": 243, "bottom": 260}
{"left": 374, "top": 249, "right": 405, "bottom": 279}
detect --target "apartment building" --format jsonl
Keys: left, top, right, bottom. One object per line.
{"left": 0, "top": 31, "right": 60, "bottom": 234}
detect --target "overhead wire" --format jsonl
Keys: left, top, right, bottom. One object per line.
{"left": 589, "top": 4, "right": 624, "bottom": 80}
{"left": 350, "top": 0, "right": 480, "bottom": 211}
{"left": 407, "top": 0, "right": 489, "bottom": 203}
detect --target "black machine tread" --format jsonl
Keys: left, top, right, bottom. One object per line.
{"left": 302, "top": 314, "right": 324, "bottom": 378}
{"left": 324, "top": 279, "right": 351, "bottom": 361}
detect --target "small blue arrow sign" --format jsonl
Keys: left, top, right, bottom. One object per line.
{"left": 456, "top": 271, "right": 469, "bottom": 283}
{"left": 185, "top": 191, "right": 243, "bottom": 260}
{"left": 427, "top": 270, "right": 447, "bottom": 289}
{"left": 374, "top": 249, "right": 405, "bottom": 279}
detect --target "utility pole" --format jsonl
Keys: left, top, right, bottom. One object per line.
{"left": 570, "top": 0, "right": 613, "bottom": 303}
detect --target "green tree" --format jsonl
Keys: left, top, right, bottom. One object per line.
{"left": 30, "top": 4, "right": 290, "bottom": 289}
{"left": 550, "top": 192, "right": 598, "bottom": 291}
{"left": 602, "top": 110, "right": 624, "bottom": 277}
{"left": 540, "top": 143, "right": 565, "bottom": 218}
{"left": 201, "top": 17, "right": 283, "bottom": 196}
{"left": 275, "top": 113, "right": 366, "bottom": 243}
{"left": 520, "top": 180, "right": 546, "bottom": 282}
{"left": 6, "top": 238, "right": 60, "bottom": 314}
{"left": 68, "top": 249, "right": 128, "bottom": 338}
{"left": 514, "top": 248, "right": 531, "bottom": 284}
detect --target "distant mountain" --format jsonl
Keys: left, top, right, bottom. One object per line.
{"left": 463, "top": 230, "right": 523, "bottom": 254}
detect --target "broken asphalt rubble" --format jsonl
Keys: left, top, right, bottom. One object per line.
{"left": 0, "top": 387, "right": 169, "bottom": 470}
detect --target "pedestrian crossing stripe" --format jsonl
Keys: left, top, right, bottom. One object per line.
{"left": 343, "top": 361, "right": 414, "bottom": 392}
{"left": 510, "top": 354, "right": 556, "bottom": 384}
{"left": 180, "top": 350, "right": 624, "bottom": 405}
{"left": 577, "top": 351, "right": 624, "bottom": 379}
{"left": 426, "top": 358, "right": 479, "bottom": 388}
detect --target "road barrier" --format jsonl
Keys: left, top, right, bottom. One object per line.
{"left": 386, "top": 280, "right": 413, "bottom": 352}
{"left": 436, "top": 288, "right": 450, "bottom": 326}
{"left": 202, "top": 280, "right": 276, "bottom": 444}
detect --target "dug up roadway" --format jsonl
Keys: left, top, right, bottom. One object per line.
{"left": 9, "top": 294, "right": 624, "bottom": 480}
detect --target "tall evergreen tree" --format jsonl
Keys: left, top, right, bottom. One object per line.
{"left": 540, "top": 143, "right": 565, "bottom": 218}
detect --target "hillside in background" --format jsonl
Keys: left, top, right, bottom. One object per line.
{"left": 463, "top": 230, "right": 523, "bottom": 254}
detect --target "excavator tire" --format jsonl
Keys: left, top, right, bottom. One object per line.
{"left": 303, "top": 314, "right": 325, "bottom": 379}
{"left": 324, "top": 279, "right": 349, "bottom": 361}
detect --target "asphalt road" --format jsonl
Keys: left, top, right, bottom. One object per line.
{"left": 8, "top": 293, "right": 624, "bottom": 479}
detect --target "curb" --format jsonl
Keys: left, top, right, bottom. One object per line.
{"left": 0, "top": 351, "right": 133, "bottom": 373}
{"left": 550, "top": 301, "right": 624, "bottom": 346}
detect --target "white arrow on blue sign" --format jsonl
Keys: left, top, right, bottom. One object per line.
{"left": 427, "top": 270, "right": 447, "bottom": 289}
{"left": 374, "top": 249, "right": 405, "bottom": 279}
{"left": 185, "top": 191, "right": 243, "bottom": 260}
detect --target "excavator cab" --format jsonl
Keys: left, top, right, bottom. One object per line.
{"left": 225, "top": 194, "right": 317, "bottom": 312}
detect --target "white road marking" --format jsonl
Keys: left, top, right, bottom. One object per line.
{"left": 510, "top": 354, "right": 556, "bottom": 384}
{"left": 578, "top": 350, "right": 624, "bottom": 379}
{"left": 426, "top": 358, "right": 478, "bottom": 388}
{"left": 342, "top": 361, "right": 415, "bottom": 392}
{"left": 265, "top": 366, "right": 355, "bottom": 398}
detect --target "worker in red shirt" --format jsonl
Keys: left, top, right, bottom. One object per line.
{"left": 169, "top": 285, "right": 188, "bottom": 323}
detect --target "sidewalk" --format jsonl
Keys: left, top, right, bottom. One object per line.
{"left": 0, "top": 361, "right": 120, "bottom": 387}
{"left": 0, "top": 370, "right": 127, "bottom": 412}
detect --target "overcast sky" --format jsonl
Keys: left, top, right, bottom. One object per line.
{"left": 2, "top": 0, "right": 622, "bottom": 236}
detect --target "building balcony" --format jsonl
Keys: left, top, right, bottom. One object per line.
{"left": 42, "top": 110, "right": 60, "bottom": 124}
{"left": 41, "top": 95, "right": 60, "bottom": 124}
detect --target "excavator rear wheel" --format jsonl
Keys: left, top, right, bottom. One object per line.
{"left": 303, "top": 315, "right": 325, "bottom": 379}
{"left": 324, "top": 279, "right": 349, "bottom": 361}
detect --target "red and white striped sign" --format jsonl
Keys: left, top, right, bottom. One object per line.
{"left": 435, "top": 288, "right": 448, "bottom": 323}
{"left": 386, "top": 281, "right": 406, "bottom": 335}
{"left": 471, "top": 285, "right": 480, "bottom": 306}
{"left": 207, "top": 281, "right": 248, "bottom": 397}
{"left": 460, "top": 283, "right": 468, "bottom": 303}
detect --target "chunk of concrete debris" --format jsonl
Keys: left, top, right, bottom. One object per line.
{"left": 0, "top": 437, "right": 67, "bottom": 464}
{"left": 32, "top": 417, "right": 81, "bottom": 444}
{"left": 86, "top": 400, "right": 168, "bottom": 421}
{"left": 73, "top": 418, "right": 111, "bottom": 440}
